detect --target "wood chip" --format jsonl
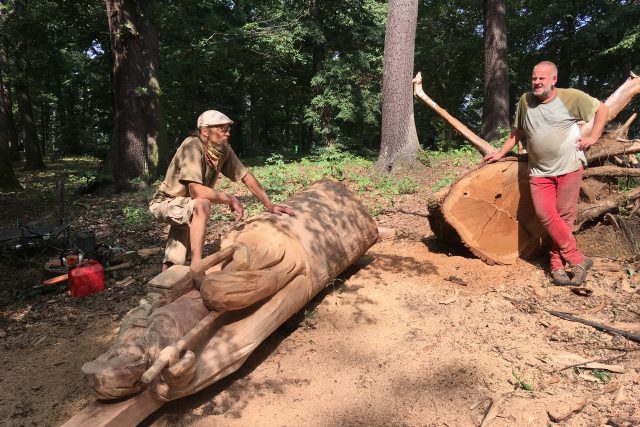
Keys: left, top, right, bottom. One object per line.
{"left": 582, "top": 362, "right": 625, "bottom": 374}
{"left": 439, "top": 288, "right": 459, "bottom": 305}
{"left": 570, "top": 287, "right": 593, "bottom": 297}
{"left": 137, "top": 247, "right": 164, "bottom": 257}
{"left": 578, "top": 372, "right": 603, "bottom": 382}
{"left": 547, "top": 397, "right": 588, "bottom": 422}
{"left": 613, "top": 384, "right": 626, "bottom": 404}
{"left": 104, "top": 261, "right": 132, "bottom": 272}
{"left": 602, "top": 383, "right": 621, "bottom": 393}
{"left": 480, "top": 397, "right": 502, "bottom": 427}
{"left": 113, "top": 276, "right": 135, "bottom": 288}
{"left": 445, "top": 275, "right": 467, "bottom": 286}
{"left": 376, "top": 227, "right": 396, "bottom": 242}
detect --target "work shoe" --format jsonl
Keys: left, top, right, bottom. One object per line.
{"left": 551, "top": 269, "right": 571, "bottom": 286}
{"left": 570, "top": 257, "right": 593, "bottom": 286}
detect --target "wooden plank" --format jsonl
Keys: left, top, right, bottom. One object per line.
{"left": 61, "top": 391, "right": 164, "bottom": 427}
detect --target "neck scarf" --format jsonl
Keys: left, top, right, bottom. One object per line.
{"left": 202, "top": 140, "right": 224, "bottom": 169}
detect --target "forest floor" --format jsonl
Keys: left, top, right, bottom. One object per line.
{"left": 0, "top": 154, "right": 639, "bottom": 427}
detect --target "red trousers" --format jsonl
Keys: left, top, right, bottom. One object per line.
{"left": 529, "top": 167, "right": 585, "bottom": 271}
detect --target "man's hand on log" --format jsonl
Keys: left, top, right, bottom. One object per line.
{"left": 229, "top": 196, "right": 244, "bottom": 221}
{"left": 269, "top": 204, "right": 295, "bottom": 216}
{"left": 575, "top": 135, "right": 598, "bottom": 151}
{"left": 482, "top": 150, "right": 502, "bottom": 164}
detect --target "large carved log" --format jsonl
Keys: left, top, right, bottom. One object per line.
{"left": 69, "top": 179, "right": 378, "bottom": 425}
{"left": 414, "top": 72, "right": 640, "bottom": 264}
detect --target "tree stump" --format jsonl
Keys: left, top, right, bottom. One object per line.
{"left": 428, "top": 158, "right": 548, "bottom": 264}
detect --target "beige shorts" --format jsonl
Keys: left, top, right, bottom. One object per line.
{"left": 149, "top": 197, "right": 196, "bottom": 265}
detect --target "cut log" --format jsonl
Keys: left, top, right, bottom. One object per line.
{"left": 431, "top": 158, "right": 547, "bottom": 264}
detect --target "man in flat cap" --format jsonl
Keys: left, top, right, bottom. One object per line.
{"left": 150, "top": 110, "right": 294, "bottom": 270}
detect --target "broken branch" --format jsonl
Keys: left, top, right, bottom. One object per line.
{"left": 547, "top": 310, "right": 640, "bottom": 343}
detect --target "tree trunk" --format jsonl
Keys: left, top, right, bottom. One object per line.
{"left": 105, "top": 0, "right": 164, "bottom": 191}
{"left": 432, "top": 158, "right": 547, "bottom": 264}
{"left": 377, "top": 0, "right": 420, "bottom": 172}
{"left": 0, "top": 58, "right": 21, "bottom": 191}
{"left": 0, "top": 41, "right": 19, "bottom": 160}
{"left": 480, "top": 0, "right": 509, "bottom": 142}
{"left": 14, "top": 0, "right": 45, "bottom": 171}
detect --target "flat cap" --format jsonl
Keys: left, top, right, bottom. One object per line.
{"left": 196, "top": 110, "right": 234, "bottom": 129}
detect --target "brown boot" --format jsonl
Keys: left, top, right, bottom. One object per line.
{"left": 551, "top": 269, "right": 571, "bottom": 286}
{"left": 570, "top": 257, "right": 593, "bottom": 286}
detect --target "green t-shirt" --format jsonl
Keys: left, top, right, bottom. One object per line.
{"left": 514, "top": 88, "right": 600, "bottom": 177}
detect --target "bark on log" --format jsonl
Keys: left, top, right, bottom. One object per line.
{"left": 71, "top": 179, "right": 378, "bottom": 425}
{"left": 415, "top": 71, "right": 640, "bottom": 264}
{"left": 583, "top": 165, "right": 640, "bottom": 178}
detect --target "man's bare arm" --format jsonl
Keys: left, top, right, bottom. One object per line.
{"left": 576, "top": 102, "right": 609, "bottom": 151}
{"left": 188, "top": 182, "right": 243, "bottom": 220}
{"left": 241, "top": 172, "right": 295, "bottom": 216}
{"left": 482, "top": 128, "right": 524, "bottom": 163}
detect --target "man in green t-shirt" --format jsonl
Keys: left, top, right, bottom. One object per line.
{"left": 483, "top": 61, "right": 608, "bottom": 286}
{"left": 150, "top": 110, "right": 294, "bottom": 271}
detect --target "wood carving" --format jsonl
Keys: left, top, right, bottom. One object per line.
{"left": 73, "top": 179, "right": 378, "bottom": 424}
{"left": 414, "top": 72, "right": 640, "bottom": 264}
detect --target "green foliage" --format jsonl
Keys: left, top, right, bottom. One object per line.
{"left": 591, "top": 369, "right": 611, "bottom": 383}
{"left": 122, "top": 206, "right": 153, "bottom": 231}
{"left": 512, "top": 370, "right": 534, "bottom": 391}
{"left": 432, "top": 175, "right": 455, "bottom": 192}
{"left": 302, "top": 309, "right": 317, "bottom": 330}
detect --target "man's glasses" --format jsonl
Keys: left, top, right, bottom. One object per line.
{"left": 208, "top": 125, "right": 231, "bottom": 134}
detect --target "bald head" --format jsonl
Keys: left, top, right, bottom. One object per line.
{"left": 531, "top": 61, "right": 558, "bottom": 101}
{"left": 534, "top": 61, "right": 558, "bottom": 77}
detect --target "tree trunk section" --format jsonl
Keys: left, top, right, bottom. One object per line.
{"left": 14, "top": 0, "right": 45, "bottom": 171}
{"left": 0, "top": 63, "right": 21, "bottom": 191}
{"left": 377, "top": 0, "right": 420, "bottom": 172}
{"left": 0, "top": 41, "right": 19, "bottom": 160}
{"left": 430, "top": 159, "right": 547, "bottom": 264}
{"left": 481, "top": 0, "right": 509, "bottom": 142}
{"left": 105, "top": 0, "right": 163, "bottom": 191}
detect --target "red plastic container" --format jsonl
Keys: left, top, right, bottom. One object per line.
{"left": 68, "top": 260, "right": 105, "bottom": 298}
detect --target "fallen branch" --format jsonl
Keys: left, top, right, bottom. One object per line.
{"left": 574, "top": 187, "right": 640, "bottom": 231}
{"left": 547, "top": 310, "right": 640, "bottom": 343}
{"left": 586, "top": 138, "right": 640, "bottom": 163}
{"left": 413, "top": 72, "right": 496, "bottom": 155}
{"left": 583, "top": 165, "right": 640, "bottom": 178}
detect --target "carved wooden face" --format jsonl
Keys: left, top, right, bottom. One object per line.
{"left": 82, "top": 342, "right": 148, "bottom": 399}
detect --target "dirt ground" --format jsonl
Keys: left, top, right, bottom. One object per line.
{"left": 1, "top": 161, "right": 639, "bottom": 427}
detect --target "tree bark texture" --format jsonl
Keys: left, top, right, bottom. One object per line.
{"left": 0, "top": 58, "right": 21, "bottom": 190}
{"left": 377, "top": 0, "right": 420, "bottom": 172}
{"left": 0, "top": 41, "right": 19, "bottom": 160}
{"left": 14, "top": 0, "right": 45, "bottom": 171}
{"left": 481, "top": 0, "right": 510, "bottom": 142}
{"left": 105, "top": 0, "right": 164, "bottom": 190}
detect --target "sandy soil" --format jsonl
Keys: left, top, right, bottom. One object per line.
{"left": 1, "top": 166, "right": 639, "bottom": 427}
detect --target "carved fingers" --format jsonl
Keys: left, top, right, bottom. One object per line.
{"left": 152, "top": 350, "right": 197, "bottom": 401}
